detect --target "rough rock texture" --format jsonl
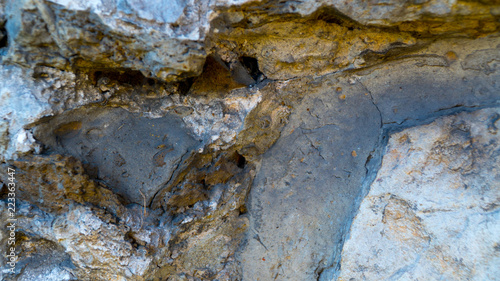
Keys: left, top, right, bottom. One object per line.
{"left": 33, "top": 106, "right": 199, "bottom": 205}
{"left": 0, "top": 0, "right": 499, "bottom": 280}
{"left": 337, "top": 108, "right": 500, "bottom": 281}
{"left": 238, "top": 35, "right": 500, "bottom": 281}
{"left": 3, "top": 0, "right": 500, "bottom": 81}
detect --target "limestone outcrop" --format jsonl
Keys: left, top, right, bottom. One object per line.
{"left": 0, "top": 1, "right": 499, "bottom": 280}
{"left": 337, "top": 108, "right": 500, "bottom": 281}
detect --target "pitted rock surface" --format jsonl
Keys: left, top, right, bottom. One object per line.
{"left": 0, "top": 1, "right": 499, "bottom": 280}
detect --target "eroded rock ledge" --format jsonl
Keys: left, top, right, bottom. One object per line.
{"left": 0, "top": 1, "right": 499, "bottom": 280}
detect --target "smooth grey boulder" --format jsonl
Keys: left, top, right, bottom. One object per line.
{"left": 239, "top": 74, "right": 382, "bottom": 280}
{"left": 34, "top": 106, "right": 199, "bottom": 205}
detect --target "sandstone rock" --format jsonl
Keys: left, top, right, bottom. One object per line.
{"left": 336, "top": 108, "right": 500, "bottom": 281}
{"left": 210, "top": 13, "right": 417, "bottom": 80}
{"left": 0, "top": 155, "right": 125, "bottom": 215}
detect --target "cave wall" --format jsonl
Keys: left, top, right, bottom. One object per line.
{"left": 0, "top": 0, "right": 499, "bottom": 280}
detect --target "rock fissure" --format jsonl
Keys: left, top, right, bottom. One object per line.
{"left": 1, "top": 1, "right": 500, "bottom": 280}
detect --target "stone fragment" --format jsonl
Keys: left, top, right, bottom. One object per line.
{"left": 337, "top": 108, "right": 500, "bottom": 281}
{"left": 239, "top": 74, "right": 382, "bottom": 281}
{"left": 33, "top": 107, "right": 199, "bottom": 205}
{"left": 3, "top": 0, "right": 207, "bottom": 81}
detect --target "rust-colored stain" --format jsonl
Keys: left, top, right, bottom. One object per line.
{"left": 54, "top": 121, "right": 82, "bottom": 138}
{"left": 153, "top": 147, "right": 173, "bottom": 167}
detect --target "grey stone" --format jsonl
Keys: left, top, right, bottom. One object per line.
{"left": 238, "top": 35, "right": 500, "bottom": 281}
{"left": 239, "top": 75, "right": 382, "bottom": 280}
{"left": 33, "top": 106, "right": 199, "bottom": 205}
{"left": 1, "top": 1, "right": 500, "bottom": 280}
{"left": 356, "top": 36, "right": 500, "bottom": 127}
{"left": 336, "top": 108, "right": 500, "bottom": 281}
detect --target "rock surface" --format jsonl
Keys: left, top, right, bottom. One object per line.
{"left": 0, "top": 0, "right": 499, "bottom": 280}
{"left": 238, "top": 35, "right": 500, "bottom": 281}
{"left": 33, "top": 106, "right": 199, "bottom": 205}
{"left": 2, "top": 0, "right": 499, "bottom": 81}
{"left": 337, "top": 108, "right": 500, "bottom": 281}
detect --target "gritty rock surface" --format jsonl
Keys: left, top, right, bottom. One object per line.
{"left": 0, "top": 1, "right": 499, "bottom": 280}
{"left": 239, "top": 74, "right": 382, "bottom": 281}
{"left": 0, "top": 65, "right": 52, "bottom": 159}
{"left": 3, "top": 0, "right": 207, "bottom": 81}
{"left": 3, "top": 0, "right": 500, "bottom": 82}
{"left": 237, "top": 35, "right": 500, "bottom": 281}
{"left": 33, "top": 106, "right": 199, "bottom": 205}
{"left": 337, "top": 108, "right": 500, "bottom": 281}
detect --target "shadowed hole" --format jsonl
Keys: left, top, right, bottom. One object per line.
{"left": 0, "top": 23, "right": 8, "bottom": 49}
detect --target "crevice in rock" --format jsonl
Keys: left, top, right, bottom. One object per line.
{"left": 385, "top": 103, "right": 500, "bottom": 134}
{"left": 359, "top": 40, "right": 433, "bottom": 67}
{"left": 233, "top": 151, "right": 247, "bottom": 169}
{"left": 0, "top": 23, "right": 7, "bottom": 49}
{"left": 176, "top": 76, "right": 195, "bottom": 95}
{"left": 91, "top": 69, "right": 153, "bottom": 87}
{"left": 239, "top": 55, "right": 264, "bottom": 84}
{"left": 310, "top": 6, "right": 361, "bottom": 29}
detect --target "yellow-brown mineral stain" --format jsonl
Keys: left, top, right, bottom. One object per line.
{"left": 54, "top": 121, "right": 82, "bottom": 138}
{"left": 351, "top": 150, "right": 357, "bottom": 157}
{"left": 445, "top": 51, "right": 458, "bottom": 62}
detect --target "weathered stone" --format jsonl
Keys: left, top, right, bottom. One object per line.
{"left": 33, "top": 107, "right": 199, "bottom": 205}
{"left": 3, "top": 0, "right": 207, "bottom": 81}
{"left": 3, "top": 0, "right": 499, "bottom": 82}
{"left": 0, "top": 65, "right": 52, "bottom": 160}
{"left": 0, "top": 155, "right": 125, "bottom": 215}
{"left": 1, "top": 1, "right": 500, "bottom": 280}
{"left": 0, "top": 155, "right": 161, "bottom": 280}
{"left": 337, "top": 108, "right": 500, "bottom": 281}
{"left": 237, "top": 35, "right": 500, "bottom": 281}
{"left": 0, "top": 64, "right": 108, "bottom": 161}
{"left": 209, "top": 11, "right": 417, "bottom": 80}
{"left": 356, "top": 36, "right": 500, "bottom": 126}
{"left": 238, "top": 74, "right": 382, "bottom": 281}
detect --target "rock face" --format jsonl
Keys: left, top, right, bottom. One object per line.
{"left": 0, "top": 0, "right": 499, "bottom": 281}
{"left": 337, "top": 108, "right": 500, "bottom": 281}
{"left": 33, "top": 106, "right": 199, "bottom": 205}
